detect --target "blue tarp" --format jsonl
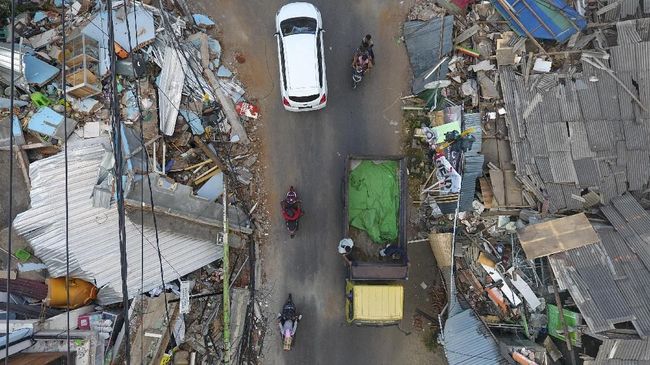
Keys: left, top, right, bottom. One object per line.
{"left": 490, "top": 0, "right": 586, "bottom": 43}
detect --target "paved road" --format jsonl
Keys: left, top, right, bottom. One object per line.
{"left": 196, "top": 1, "right": 443, "bottom": 364}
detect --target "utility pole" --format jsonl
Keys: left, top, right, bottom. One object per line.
{"left": 222, "top": 181, "right": 230, "bottom": 364}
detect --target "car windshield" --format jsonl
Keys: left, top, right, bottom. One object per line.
{"left": 280, "top": 17, "right": 317, "bottom": 36}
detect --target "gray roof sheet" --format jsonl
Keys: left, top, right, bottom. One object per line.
{"left": 443, "top": 308, "right": 508, "bottom": 365}
{"left": 404, "top": 16, "right": 454, "bottom": 94}
{"left": 553, "top": 195, "right": 650, "bottom": 339}
{"left": 12, "top": 138, "right": 224, "bottom": 304}
{"left": 594, "top": 339, "right": 650, "bottom": 363}
{"left": 548, "top": 151, "right": 578, "bottom": 183}
{"left": 499, "top": 38, "right": 650, "bottom": 211}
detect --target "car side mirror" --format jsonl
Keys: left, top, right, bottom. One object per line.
{"left": 319, "top": 29, "right": 325, "bottom": 33}
{"left": 274, "top": 32, "right": 279, "bottom": 36}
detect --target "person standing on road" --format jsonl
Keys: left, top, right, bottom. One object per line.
{"left": 360, "top": 34, "right": 375, "bottom": 61}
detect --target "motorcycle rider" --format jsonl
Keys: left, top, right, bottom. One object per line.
{"left": 278, "top": 315, "right": 299, "bottom": 338}
{"left": 352, "top": 52, "right": 373, "bottom": 73}
{"left": 277, "top": 294, "right": 301, "bottom": 350}
{"left": 281, "top": 188, "right": 302, "bottom": 222}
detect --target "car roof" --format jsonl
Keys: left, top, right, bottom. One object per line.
{"left": 282, "top": 34, "right": 320, "bottom": 96}
{"left": 277, "top": 2, "right": 319, "bottom": 23}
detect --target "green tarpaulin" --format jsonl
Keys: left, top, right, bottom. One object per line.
{"left": 348, "top": 160, "right": 399, "bottom": 244}
{"left": 547, "top": 304, "right": 581, "bottom": 347}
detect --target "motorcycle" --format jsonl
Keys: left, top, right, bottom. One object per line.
{"left": 352, "top": 65, "right": 365, "bottom": 89}
{"left": 278, "top": 294, "right": 302, "bottom": 351}
{"left": 281, "top": 186, "right": 303, "bottom": 238}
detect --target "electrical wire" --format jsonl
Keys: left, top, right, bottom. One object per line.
{"left": 4, "top": 0, "right": 15, "bottom": 362}
{"left": 110, "top": 4, "right": 259, "bottom": 361}
{"left": 120, "top": 2, "right": 147, "bottom": 363}
{"left": 59, "top": 1, "right": 72, "bottom": 363}
{"left": 106, "top": 0, "right": 131, "bottom": 362}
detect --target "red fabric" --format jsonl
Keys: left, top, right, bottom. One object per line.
{"left": 282, "top": 207, "right": 302, "bottom": 221}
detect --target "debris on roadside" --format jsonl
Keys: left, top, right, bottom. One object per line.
{"left": 401, "top": 0, "right": 650, "bottom": 363}
{"left": 1, "top": 0, "right": 262, "bottom": 363}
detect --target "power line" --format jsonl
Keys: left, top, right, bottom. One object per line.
{"left": 119, "top": 3, "right": 147, "bottom": 363}
{"left": 121, "top": 3, "right": 176, "bottom": 358}
{"left": 59, "top": 1, "right": 71, "bottom": 363}
{"left": 106, "top": 0, "right": 131, "bottom": 362}
{"left": 4, "top": 0, "right": 15, "bottom": 362}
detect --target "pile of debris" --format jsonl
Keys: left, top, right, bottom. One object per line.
{"left": 401, "top": 0, "right": 650, "bottom": 363}
{"left": 1, "top": 0, "right": 263, "bottom": 364}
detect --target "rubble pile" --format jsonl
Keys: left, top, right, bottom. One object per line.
{"left": 403, "top": 0, "right": 650, "bottom": 363}
{"left": 1, "top": 0, "right": 263, "bottom": 363}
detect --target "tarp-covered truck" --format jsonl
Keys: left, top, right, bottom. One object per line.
{"left": 341, "top": 155, "right": 408, "bottom": 280}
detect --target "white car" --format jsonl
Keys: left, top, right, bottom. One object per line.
{"left": 275, "top": 2, "right": 327, "bottom": 112}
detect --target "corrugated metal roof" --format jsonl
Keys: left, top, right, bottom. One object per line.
{"left": 544, "top": 122, "right": 571, "bottom": 152}
{"left": 158, "top": 46, "right": 186, "bottom": 136}
{"left": 626, "top": 150, "right": 650, "bottom": 190}
{"left": 569, "top": 196, "right": 650, "bottom": 339}
{"left": 569, "top": 121, "right": 596, "bottom": 159}
{"left": 13, "top": 138, "right": 224, "bottom": 304}
{"left": 535, "top": 156, "right": 555, "bottom": 183}
{"left": 573, "top": 158, "right": 600, "bottom": 187}
{"left": 404, "top": 16, "right": 454, "bottom": 94}
{"left": 548, "top": 151, "right": 578, "bottom": 183}
{"left": 559, "top": 81, "right": 583, "bottom": 121}
{"left": 577, "top": 77, "right": 605, "bottom": 120}
{"left": 620, "top": 0, "right": 640, "bottom": 19}
{"left": 500, "top": 39, "right": 650, "bottom": 212}
{"left": 617, "top": 20, "right": 643, "bottom": 44}
{"left": 550, "top": 243, "right": 633, "bottom": 333}
{"left": 585, "top": 120, "right": 617, "bottom": 152}
{"left": 443, "top": 308, "right": 507, "bottom": 365}
{"left": 595, "top": 339, "right": 650, "bottom": 363}
{"left": 611, "top": 45, "right": 638, "bottom": 72}
{"left": 463, "top": 113, "right": 482, "bottom": 155}
{"left": 562, "top": 185, "right": 584, "bottom": 210}
{"left": 544, "top": 183, "right": 567, "bottom": 212}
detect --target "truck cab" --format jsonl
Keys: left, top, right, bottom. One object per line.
{"left": 345, "top": 280, "right": 404, "bottom": 326}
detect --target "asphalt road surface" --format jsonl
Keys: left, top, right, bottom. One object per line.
{"left": 196, "top": 1, "right": 443, "bottom": 364}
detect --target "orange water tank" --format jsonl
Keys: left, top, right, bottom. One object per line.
{"left": 46, "top": 277, "right": 98, "bottom": 309}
